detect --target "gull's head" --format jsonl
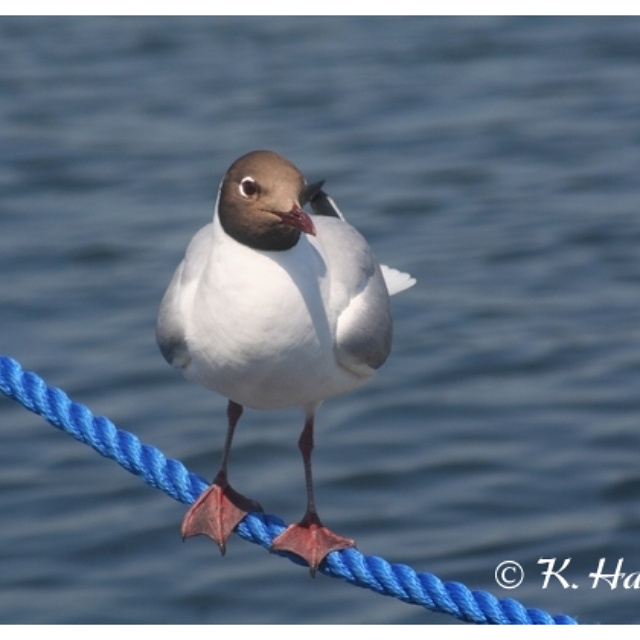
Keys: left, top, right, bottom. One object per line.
{"left": 218, "top": 150, "right": 317, "bottom": 251}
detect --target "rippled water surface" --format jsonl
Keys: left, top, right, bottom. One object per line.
{"left": 2, "top": 17, "right": 640, "bottom": 624}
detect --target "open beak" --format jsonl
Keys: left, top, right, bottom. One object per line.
{"left": 275, "top": 205, "right": 316, "bottom": 236}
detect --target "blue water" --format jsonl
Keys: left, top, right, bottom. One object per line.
{"left": 2, "top": 16, "right": 640, "bottom": 624}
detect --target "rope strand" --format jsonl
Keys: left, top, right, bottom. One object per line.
{"left": 0, "top": 354, "right": 577, "bottom": 625}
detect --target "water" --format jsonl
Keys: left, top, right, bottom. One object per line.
{"left": 1, "top": 16, "right": 640, "bottom": 624}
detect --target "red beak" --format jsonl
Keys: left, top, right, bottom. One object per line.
{"left": 275, "top": 205, "right": 316, "bottom": 236}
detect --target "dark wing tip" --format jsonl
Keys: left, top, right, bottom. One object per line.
{"left": 308, "top": 188, "right": 343, "bottom": 219}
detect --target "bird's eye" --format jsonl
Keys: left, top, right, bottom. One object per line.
{"left": 239, "top": 177, "right": 259, "bottom": 198}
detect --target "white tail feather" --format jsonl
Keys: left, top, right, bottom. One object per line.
{"left": 381, "top": 264, "right": 416, "bottom": 296}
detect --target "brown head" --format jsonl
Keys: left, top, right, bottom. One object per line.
{"left": 217, "top": 150, "right": 321, "bottom": 251}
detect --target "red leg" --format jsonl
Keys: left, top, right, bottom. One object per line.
{"left": 181, "top": 400, "right": 262, "bottom": 554}
{"left": 271, "top": 409, "right": 355, "bottom": 575}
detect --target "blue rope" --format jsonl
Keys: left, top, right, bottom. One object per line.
{"left": 0, "top": 354, "right": 578, "bottom": 625}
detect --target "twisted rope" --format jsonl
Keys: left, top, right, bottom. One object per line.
{"left": 0, "top": 354, "right": 577, "bottom": 625}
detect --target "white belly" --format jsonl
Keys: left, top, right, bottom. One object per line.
{"left": 182, "top": 232, "right": 369, "bottom": 410}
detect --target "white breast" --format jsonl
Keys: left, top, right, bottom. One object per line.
{"left": 181, "top": 216, "right": 369, "bottom": 410}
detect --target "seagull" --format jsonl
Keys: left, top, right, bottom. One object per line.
{"left": 156, "top": 150, "right": 415, "bottom": 574}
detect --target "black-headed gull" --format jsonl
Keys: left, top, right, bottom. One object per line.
{"left": 157, "top": 150, "right": 415, "bottom": 574}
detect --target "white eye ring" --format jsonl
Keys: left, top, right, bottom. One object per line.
{"left": 239, "top": 177, "right": 258, "bottom": 198}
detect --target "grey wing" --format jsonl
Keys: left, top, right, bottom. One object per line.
{"left": 156, "top": 224, "right": 212, "bottom": 370}
{"left": 315, "top": 217, "right": 393, "bottom": 377}
{"left": 312, "top": 188, "right": 416, "bottom": 296}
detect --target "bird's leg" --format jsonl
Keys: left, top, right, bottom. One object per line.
{"left": 271, "top": 410, "right": 355, "bottom": 575}
{"left": 181, "top": 400, "right": 262, "bottom": 554}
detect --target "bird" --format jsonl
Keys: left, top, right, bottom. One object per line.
{"left": 156, "top": 149, "right": 415, "bottom": 574}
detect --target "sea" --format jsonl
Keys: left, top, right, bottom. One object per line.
{"left": 1, "top": 16, "right": 640, "bottom": 624}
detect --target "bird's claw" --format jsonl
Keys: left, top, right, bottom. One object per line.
{"left": 181, "top": 482, "right": 263, "bottom": 554}
{"left": 271, "top": 515, "right": 355, "bottom": 576}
